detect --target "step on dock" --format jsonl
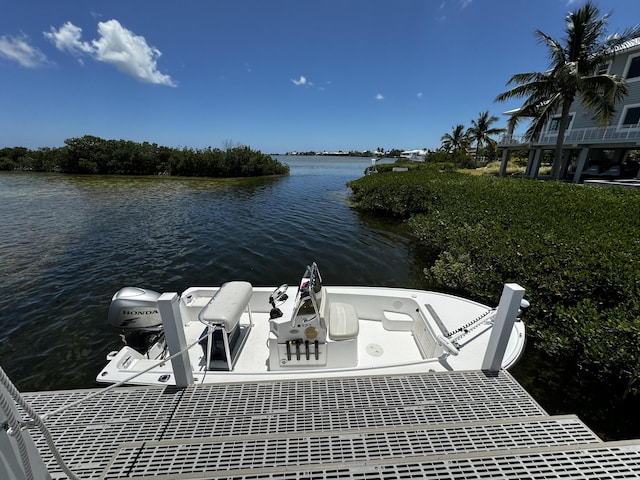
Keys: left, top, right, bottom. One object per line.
{"left": 17, "top": 370, "right": 640, "bottom": 479}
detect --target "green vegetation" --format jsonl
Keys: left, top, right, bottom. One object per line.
{"left": 348, "top": 166, "right": 640, "bottom": 398}
{"left": 0, "top": 135, "right": 289, "bottom": 177}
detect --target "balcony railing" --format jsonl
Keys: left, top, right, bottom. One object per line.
{"left": 498, "top": 126, "right": 640, "bottom": 147}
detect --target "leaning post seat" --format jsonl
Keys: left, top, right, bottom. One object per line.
{"left": 198, "top": 281, "right": 253, "bottom": 369}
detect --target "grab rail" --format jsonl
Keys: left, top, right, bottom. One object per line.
{"left": 0, "top": 334, "right": 203, "bottom": 480}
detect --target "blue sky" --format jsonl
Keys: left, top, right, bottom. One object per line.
{"left": 2, "top": 1, "right": 639, "bottom": 154}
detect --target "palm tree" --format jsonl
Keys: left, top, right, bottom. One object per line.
{"left": 467, "top": 111, "right": 505, "bottom": 165}
{"left": 441, "top": 124, "right": 469, "bottom": 153}
{"left": 495, "top": 1, "right": 640, "bottom": 180}
{"left": 441, "top": 124, "right": 471, "bottom": 167}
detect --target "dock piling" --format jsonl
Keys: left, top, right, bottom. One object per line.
{"left": 481, "top": 283, "right": 525, "bottom": 372}
{"left": 158, "top": 293, "right": 194, "bottom": 387}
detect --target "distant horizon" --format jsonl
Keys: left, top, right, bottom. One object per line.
{"left": 2, "top": 1, "right": 639, "bottom": 153}
{"left": 1, "top": 136, "right": 425, "bottom": 156}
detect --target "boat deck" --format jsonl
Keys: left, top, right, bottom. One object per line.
{"left": 19, "top": 370, "right": 640, "bottom": 479}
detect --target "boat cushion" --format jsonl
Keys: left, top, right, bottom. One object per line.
{"left": 199, "top": 281, "right": 253, "bottom": 332}
{"left": 329, "top": 302, "right": 359, "bottom": 340}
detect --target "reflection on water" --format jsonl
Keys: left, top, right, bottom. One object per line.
{"left": 0, "top": 156, "right": 416, "bottom": 391}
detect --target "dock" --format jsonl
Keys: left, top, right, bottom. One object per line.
{"left": 13, "top": 370, "right": 640, "bottom": 479}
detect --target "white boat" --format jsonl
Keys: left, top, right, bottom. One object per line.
{"left": 97, "top": 262, "right": 527, "bottom": 386}
{"left": 399, "top": 149, "right": 427, "bottom": 161}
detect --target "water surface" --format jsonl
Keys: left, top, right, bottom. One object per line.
{"left": 0, "top": 156, "right": 417, "bottom": 391}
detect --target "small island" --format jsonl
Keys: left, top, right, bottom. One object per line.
{"left": 0, "top": 135, "right": 289, "bottom": 177}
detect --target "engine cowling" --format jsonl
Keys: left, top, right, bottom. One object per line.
{"left": 108, "top": 287, "right": 163, "bottom": 332}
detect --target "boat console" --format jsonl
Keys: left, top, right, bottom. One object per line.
{"left": 268, "top": 263, "right": 358, "bottom": 369}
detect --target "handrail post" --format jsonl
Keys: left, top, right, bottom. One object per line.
{"left": 158, "top": 293, "right": 194, "bottom": 387}
{"left": 481, "top": 283, "right": 525, "bottom": 372}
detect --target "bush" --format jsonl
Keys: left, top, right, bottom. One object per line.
{"left": 348, "top": 169, "right": 640, "bottom": 397}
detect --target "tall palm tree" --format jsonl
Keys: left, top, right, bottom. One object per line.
{"left": 467, "top": 111, "right": 505, "bottom": 164}
{"left": 495, "top": 1, "right": 640, "bottom": 180}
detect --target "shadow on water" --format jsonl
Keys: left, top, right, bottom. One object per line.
{"left": 510, "top": 344, "right": 640, "bottom": 441}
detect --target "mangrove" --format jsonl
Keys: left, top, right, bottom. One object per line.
{"left": 348, "top": 164, "right": 640, "bottom": 401}
{"left": 0, "top": 135, "right": 289, "bottom": 177}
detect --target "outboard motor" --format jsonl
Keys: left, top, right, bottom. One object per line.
{"left": 108, "top": 287, "right": 164, "bottom": 353}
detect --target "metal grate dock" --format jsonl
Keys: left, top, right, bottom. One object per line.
{"left": 18, "top": 370, "right": 640, "bottom": 479}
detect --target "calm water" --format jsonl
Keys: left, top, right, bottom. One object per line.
{"left": 0, "top": 156, "right": 421, "bottom": 392}
{"left": 1, "top": 156, "right": 638, "bottom": 440}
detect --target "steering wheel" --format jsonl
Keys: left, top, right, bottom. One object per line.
{"left": 270, "top": 284, "right": 289, "bottom": 305}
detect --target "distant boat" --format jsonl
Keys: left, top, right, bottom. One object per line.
{"left": 400, "top": 149, "right": 427, "bottom": 161}
{"left": 97, "top": 262, "right": 527, "bottom": 386}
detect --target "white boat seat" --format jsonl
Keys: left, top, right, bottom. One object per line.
{"left": 328, "top": 302, "right": 359, "bottom": 340}
{"left": 199, "top": 281, "right": 253, "bottom": 332}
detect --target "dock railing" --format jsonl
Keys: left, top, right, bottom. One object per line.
{"left": 499, "top": 126, "right": 640, "bottom": 147}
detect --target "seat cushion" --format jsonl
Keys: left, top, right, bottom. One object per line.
{"left": 329, "top": 302, "right": 359, "bottom": 340}
{"left": 199, "top": 281, "right": 252, "bottom": 332}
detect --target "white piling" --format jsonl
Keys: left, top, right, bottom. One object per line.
{"left": 481, "top": 283, "right": 525, "bottom": 372}
{"left": 158, "top": 293, "right": 194, "bottom": 387}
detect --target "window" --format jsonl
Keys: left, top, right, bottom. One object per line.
{"left": 621, "top": 106, "right": 640, "bottom": 128}
{"left": 624, "top": 54, "right": 640, "bottom": 81}
{"left": 548, "top": 114, "right": 574, "bottom": 132}
{"left": 595, "top": 61, "right": 610, "bottom": 75}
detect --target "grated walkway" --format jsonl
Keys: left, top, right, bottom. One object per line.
{"left": 19, "top": 370, "right": 640, "bottom": 479}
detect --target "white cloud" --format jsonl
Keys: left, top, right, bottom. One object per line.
{"left": 292, "top": 75, "right": 312, "bottom": 86}
{"left": 417, "top": 92, "right": 423, "bottom": 99}
{"left": 460, "top": 0, "right": 472, "bottom": 8}
{"left": 44, "top": 19, "right": 176, "bottom": 87}
{"left": 375, "top": 93, "right": 384, "bottom": 100}
{"left": 0, "top": 34, "right": 47, "bottom": 67}
{"left": 44, "top": 22, "right": 92, "bottom": 56}
{"left": 92, "top": 20, "right": 176, "bottom": 86}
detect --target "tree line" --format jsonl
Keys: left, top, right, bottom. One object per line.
{"left": 0, "top": 135, "right": 289, "bottom": 177}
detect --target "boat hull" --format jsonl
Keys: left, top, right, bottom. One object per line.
{"left": 97, "top": 283, "right": 526, "bottom": 387}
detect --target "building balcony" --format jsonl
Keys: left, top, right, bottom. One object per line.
{"left": 498, "top": 126, "right": 640, "bottom": 148}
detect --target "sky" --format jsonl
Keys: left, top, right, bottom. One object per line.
{"left": 2, "top": 1, "right": 640, "bottom": 154}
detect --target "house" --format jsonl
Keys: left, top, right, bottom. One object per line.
{"left": 497, "top": 37, "right": 640, "bottom": 183}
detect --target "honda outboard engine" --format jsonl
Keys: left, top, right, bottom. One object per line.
{"left": 108, "top": 287, "right": 164, "bottom": 353}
